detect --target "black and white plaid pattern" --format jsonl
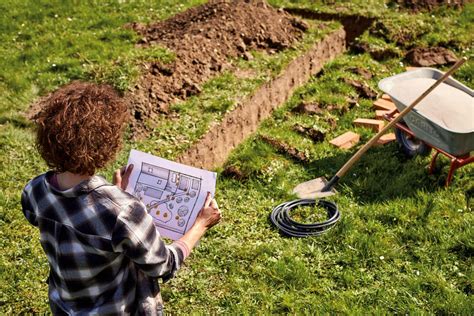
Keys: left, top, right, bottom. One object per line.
{"left": 21, "top": 172, "right": 185, "bottom": 315}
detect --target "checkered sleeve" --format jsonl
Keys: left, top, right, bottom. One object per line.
{"left": 112, "top": 200, "right": 185, "bottom": 282}
{"left": 21, "top": 184, "right": 38, "bottom": 227}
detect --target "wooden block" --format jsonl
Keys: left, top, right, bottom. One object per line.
{"left": 376, "top": 133, "right": 396, "bottom": 145}
{"left": 353, "top": 118, "right": 385, "bottom": 132}
{"left": 373, "top": 98, "right": 397, "bottom": 111}
{"left": 329, "top": 131, "right": 360, "bottom": 149}
{"left": 375, "top": 110, "right": 390, "bottom": 120}
{"left": 381, "top": 94, "right": 391, "bottom": 101}
{"left": 340, "top": 140, "right": 358, "bottom": 149}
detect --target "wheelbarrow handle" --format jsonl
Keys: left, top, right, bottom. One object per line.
{"left": 328, "top": 57, "right": 468, "bottom": 187}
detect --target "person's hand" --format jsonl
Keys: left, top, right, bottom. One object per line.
{"left": 195, "top": 192, "right": 221, "bottom": 229}
{"left": 113, "top": 164, "right": 134, "bottom": 190}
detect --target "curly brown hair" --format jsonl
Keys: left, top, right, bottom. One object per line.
{"left": 34, "top": 81, "right": 129, "bottom": 175}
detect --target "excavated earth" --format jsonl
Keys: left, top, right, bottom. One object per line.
{"left": 405, "top": 47, "right": 457, "bottom": 67}
{"left": 127, "top": 0, "right": 308, "bottom": 137}
{"left": 121, "top": 0, "right": 360, "bottom": 170}
{"left": 177, "top": 28, "right": 346, "bottom": 169}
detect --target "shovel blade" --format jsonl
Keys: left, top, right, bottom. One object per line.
{"left": 293, "top": 177, "right": 336, "bottom": 199}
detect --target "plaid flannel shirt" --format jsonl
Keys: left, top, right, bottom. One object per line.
{"left": 21, "top": 172, "right": 187, "bottom": 315}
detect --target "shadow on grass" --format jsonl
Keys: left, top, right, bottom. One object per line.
{"left": 304, "top": 144, "right": 442, "bottom": 203}
{"left": 0, "top": 115, "right": 32, "bottom": 129}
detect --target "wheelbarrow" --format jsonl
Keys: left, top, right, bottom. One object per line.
{"left": 379, "top": 67, "right": 474, "bottom": 186}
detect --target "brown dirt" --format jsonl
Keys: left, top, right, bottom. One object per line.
{"left": 259, "top": 135, "right": 309, "bottom": 163}
{"left": 293, "top": 124, "right": 326, "bottom": 143}
{"left": 343, "top": 78, "right": 378, "bottom": 99}
{"left": 294, "top": 101, "right": 351, "bottom": 117}
{"left": 222, "top": 165, "right": 247, "bottom": 180}
{"left": 346, "top": 97, "right": 359, "bottom": 109}
{"left": 348, "top": 67, "right": 372, "bottom": 80}
{"left": 405, "top": 46, "right": 457, "bottom": 67}
{"left": 177, "top": 28, "right": 346, "bottom": 169}
{"left": 394, "top": 0, "right": 465, "bottom": 11}
{"left": 292, "top": 101, "right": 324, "bottom": 115}
{"left": 369, "top": 47, "right": 400, "bottom": 61}
{"left": 126, "top": 0, "right": 307, "bottom": 137}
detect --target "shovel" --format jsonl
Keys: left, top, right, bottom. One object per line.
{"left": 294, "top": 57, "right": 467, "bottom": 199}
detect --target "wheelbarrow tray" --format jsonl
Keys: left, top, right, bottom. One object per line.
{"left": 379, "top": 68, "right": 474, "bottom": 156}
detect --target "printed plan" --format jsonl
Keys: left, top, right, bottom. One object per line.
{"left": 126, "top": 150, "right": 217, "bottom": 240}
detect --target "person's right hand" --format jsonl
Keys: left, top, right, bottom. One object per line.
{"left": 195, "top": 192, "right": 221, "bottom": 229}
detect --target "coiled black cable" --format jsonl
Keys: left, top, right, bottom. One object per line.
{"left": 270, "top": 199, "right": 340, "bottom": 237}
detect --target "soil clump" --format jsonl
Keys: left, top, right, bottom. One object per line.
{"left": 222, "top": 165, "right": 247, "bottom": 180}
{"left": 293, "top": 124, "right": 326, "bottom": 143}
{"left": 127, "top": 0, "right": 306, "bottom": 137}
{"left": 348, "top": 67, "right": 373, "bottom": 80}
{"left": 405, "top": 47, "right": 457, "bottom": 67}
{"left": 259, "top": 135, "right": 309, "bottom": 163}
{"left": 344, "top": 78, "right": 378, "bottom": 99}
{"left": 346, "top": 97, "right": 359, "bottom": 109}
{"left": 292, "top": 101, "right": 324, "bottom": 115}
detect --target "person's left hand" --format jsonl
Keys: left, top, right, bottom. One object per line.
{"left": 113, "top": 164, "right": 134, "bottom": 190}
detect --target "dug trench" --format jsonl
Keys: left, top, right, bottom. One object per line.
{"left": 131, "top": 2, "right": 376, "bottom": 170}
{"left": 177, "top": 13, "right": 375, "bottom": 169}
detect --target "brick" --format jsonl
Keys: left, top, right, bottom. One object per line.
{"left": 373, "top": 98, "right": 397, "bottom": 111}
{"left": 381, "top": 94, "right": 391, "bottom": 101}
{"left": 329, "top": 131, "right": 360, "bottom": 149}
{"left": 376, "top": 133, "right": 396, "bottom": 145}
{"left": 353, "top": 118, "right": 385, "bottom": 132}
{"left": 375, "top": 110, "right": 391, "bottom": 120}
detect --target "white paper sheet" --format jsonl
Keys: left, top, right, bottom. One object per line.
{"left": 125, "top": 149, "right": 217, "bottom": 240}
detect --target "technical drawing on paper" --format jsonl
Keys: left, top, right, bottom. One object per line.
{"left": 125, "top": 149, "right": 216, "bottom": 240}
{"left": 133, "top": 162, "right": 202, "bottom": 235}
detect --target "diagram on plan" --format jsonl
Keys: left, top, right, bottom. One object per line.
{"left": 133, "top": 162, "right": 202, "bottom": 235}
{"left": 126, "top": 149, "right": 216, "bottom": 240}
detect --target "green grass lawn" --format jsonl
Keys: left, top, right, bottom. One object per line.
{"left": 1, "top": 0, "right": 473, "bottom": 314}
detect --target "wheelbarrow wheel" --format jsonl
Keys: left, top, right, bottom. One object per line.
{"left": 395, "top": 127, "right": 431, "bottom": 157}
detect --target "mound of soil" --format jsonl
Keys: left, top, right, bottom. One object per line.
{"left": 394, "top": 0, "right": 465, "bottom": 11}
{"left": 405, "top": 47, "right": 457, "bottom": 67}
{"left": 127, "top": 0, "right": 306, "bottom": 137}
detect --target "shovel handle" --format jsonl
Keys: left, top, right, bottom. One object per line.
{"left": 333, "top": 57, "right": 467, "bottom": 183}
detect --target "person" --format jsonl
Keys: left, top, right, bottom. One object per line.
{"left": 20, "top": 81, "right": 221, "bottom": 315}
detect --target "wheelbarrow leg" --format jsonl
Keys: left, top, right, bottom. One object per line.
{"left": 429, "top": 151, "right": 440, "bottom": 174}
{"left": 446, "top": 159, "right": 459, "bottom": 187}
